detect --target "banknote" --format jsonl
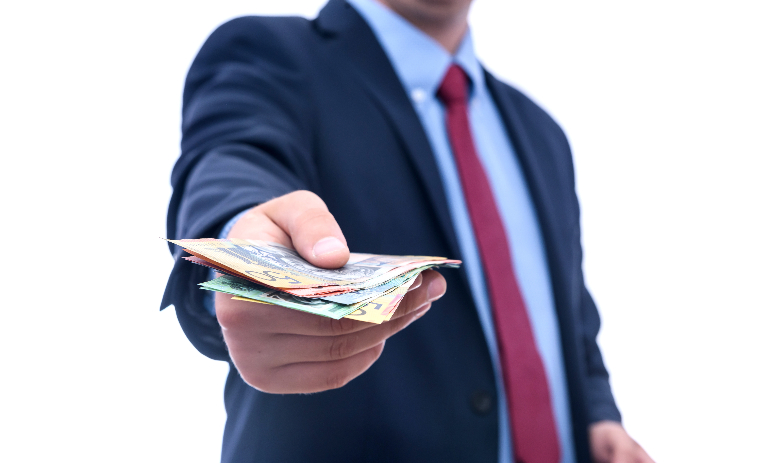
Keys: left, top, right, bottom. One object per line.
{"left": 169, "top": 238, "right": 461, "bottom": 324}
{"left": 201, "top": 275, "right": 361, "bottom": 319}
{"left": 321, "top": 268, "right": 422, "bottom": 304}
{"left": 342, "top": 271, "right": 418, "bottom": 323}
{"left": 232, "top": 270, "right": 418, "bottom": 324}
{"left": 336, "top": 260, "right": 457, "bottom": 292}
{"left": 279, "top": 261, "right": 457, "bottom": 297}
{"left": 168, "top": 238, "right": 456, "bottom": 289}
{"left": 187, "top": 251, "right": 438, "bottom": 300}
{"left": 184, "top": 251, "right": 419, "bottom": 299}
{"left": 183, "top": 255, "right": 242, "bottom": 278}
{"left": 232, "top": 292, "right": 399, "bottom": 324}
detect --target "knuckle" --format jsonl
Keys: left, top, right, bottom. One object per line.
{"left": 327, "top": 317, "right": 355, "bottom": 336}
{"left": 326, "top": 317, "right": 343, "bottom": 335}
{"left": 339, "top": 317, "right": 358, "bottom": 333}
{"left": 328, "top": 334, "right": 357, "bottom": 360}
{"left": 296, "top": 207, "right": 334, "bottom": 227}
{"left": 291, "top": 208, "right": 339, "bottom": 240}
{"left": 289, "top": 190, "right": 326, "bottom": 209}
{"left": 290, "top": 189, "right": 318, "bottom": 201}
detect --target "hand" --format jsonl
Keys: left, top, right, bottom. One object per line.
{"left": 215, "top": 190, "right": 447, "bottom": 393}
{"left": 589, "top": 421, "right": 654, "bottom": 463}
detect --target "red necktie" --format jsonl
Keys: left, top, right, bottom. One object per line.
{"left": 437, "top": 64, "right": 561, "bottom": 463}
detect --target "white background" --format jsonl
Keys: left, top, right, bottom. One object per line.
{"left": 1, "top": 1, "right": 767, "bottom": 461}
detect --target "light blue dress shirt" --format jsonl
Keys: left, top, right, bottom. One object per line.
{"left": 347, "top": 1, "right": 575, "bottom": 461}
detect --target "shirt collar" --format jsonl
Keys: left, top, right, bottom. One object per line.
{"left": 347, "top": 0, "right": 485, "bottom": 102}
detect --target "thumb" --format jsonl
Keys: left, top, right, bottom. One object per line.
{"left": 261, "top": 190, "right": 350, "bottom": 268}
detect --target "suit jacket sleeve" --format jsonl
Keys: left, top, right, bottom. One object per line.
{"left": 557, "top": 124, "right": 623, "bottom": 425}
{"left": 548, "top": 115, "right": 622, "bottom": 425}
{"left": 579, "top": 285, "right": 622, "bottom": 424}
{"left": 160, "top": 17, "right": 318, "bottom": 360}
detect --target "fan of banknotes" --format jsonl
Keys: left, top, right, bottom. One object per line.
{"left": 167, "top": 238, "right": 461, "bottom": 324}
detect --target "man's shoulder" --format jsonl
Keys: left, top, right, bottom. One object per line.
{"left": 200, "top": 15, "right": 317, "bottom": 59}
{"left": 485, "top": 72, "right": 568, "bottom": 143}
{"left": 184, "top": 15, "right": 322, "bottom": 108}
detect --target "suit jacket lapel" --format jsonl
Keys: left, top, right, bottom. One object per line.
{"left": 315, "top": 0, "right": 462, "bottom": 260}
{"left": 485, "top": 71, "right": 593, "bottom": 462}
{"left": 484, "top": 71, "right": 571, "bottom": 303}
{"left": 484, "top": 72, "right": 578, "bottom": 341}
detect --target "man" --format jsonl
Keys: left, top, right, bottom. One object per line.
{"left": 162, "top": 0, "right": 654, "bottom": 462}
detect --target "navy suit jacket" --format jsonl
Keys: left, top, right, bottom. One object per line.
{"left": 161, "top": 1, "right": 621, "bottom": 461}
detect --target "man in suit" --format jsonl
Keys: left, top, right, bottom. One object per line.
{"left": 162, "top": 0, "right": 654, "bottom": 462}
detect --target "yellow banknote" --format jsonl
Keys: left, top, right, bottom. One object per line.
{"left": 168, "top": 238, "right": 454, "bottom": 289}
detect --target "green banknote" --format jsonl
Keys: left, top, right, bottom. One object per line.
{"left": 199, "top": 275, "right": 361, "bottom": 319}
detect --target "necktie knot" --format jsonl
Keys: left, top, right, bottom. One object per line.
{"left": 437, "top": 64, "right": 469, "bottom": 106}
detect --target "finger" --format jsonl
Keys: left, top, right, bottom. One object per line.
{"left": 266, "top": 304, "right": 430, "bottom": 365}
{"left": 613, "top": 449, "right": 636, "bottom": 463}
{"left": 257, "top": 342, "right": 386, "bottom": 393}
{"left": 389, "top": 270, "right": 446, "bottom": 321}
{"left": 635, "top": 446, "right": 655, "bottom": 463}
{"left": 610, "top": 441, "right": 653, "bottom": 463}
{"left": 260, "top": 190, "right": 349, "bottom": 268}
{"left": 226, "top": 205, "right": 292, "bottom": 246}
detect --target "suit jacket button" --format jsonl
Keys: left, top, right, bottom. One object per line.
{"left": 470, "top": 390, "right": 494, "bottom": 415}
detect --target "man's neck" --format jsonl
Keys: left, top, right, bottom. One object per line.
{"left": 374, "top": 0, "right": 469, "bottom": 54}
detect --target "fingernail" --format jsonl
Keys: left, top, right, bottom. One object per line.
{"left": 313, "top": 237, "right": 345, "bottom": 257}
{"left": 427, "top": 278, "right": 446, "bottom": 301}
